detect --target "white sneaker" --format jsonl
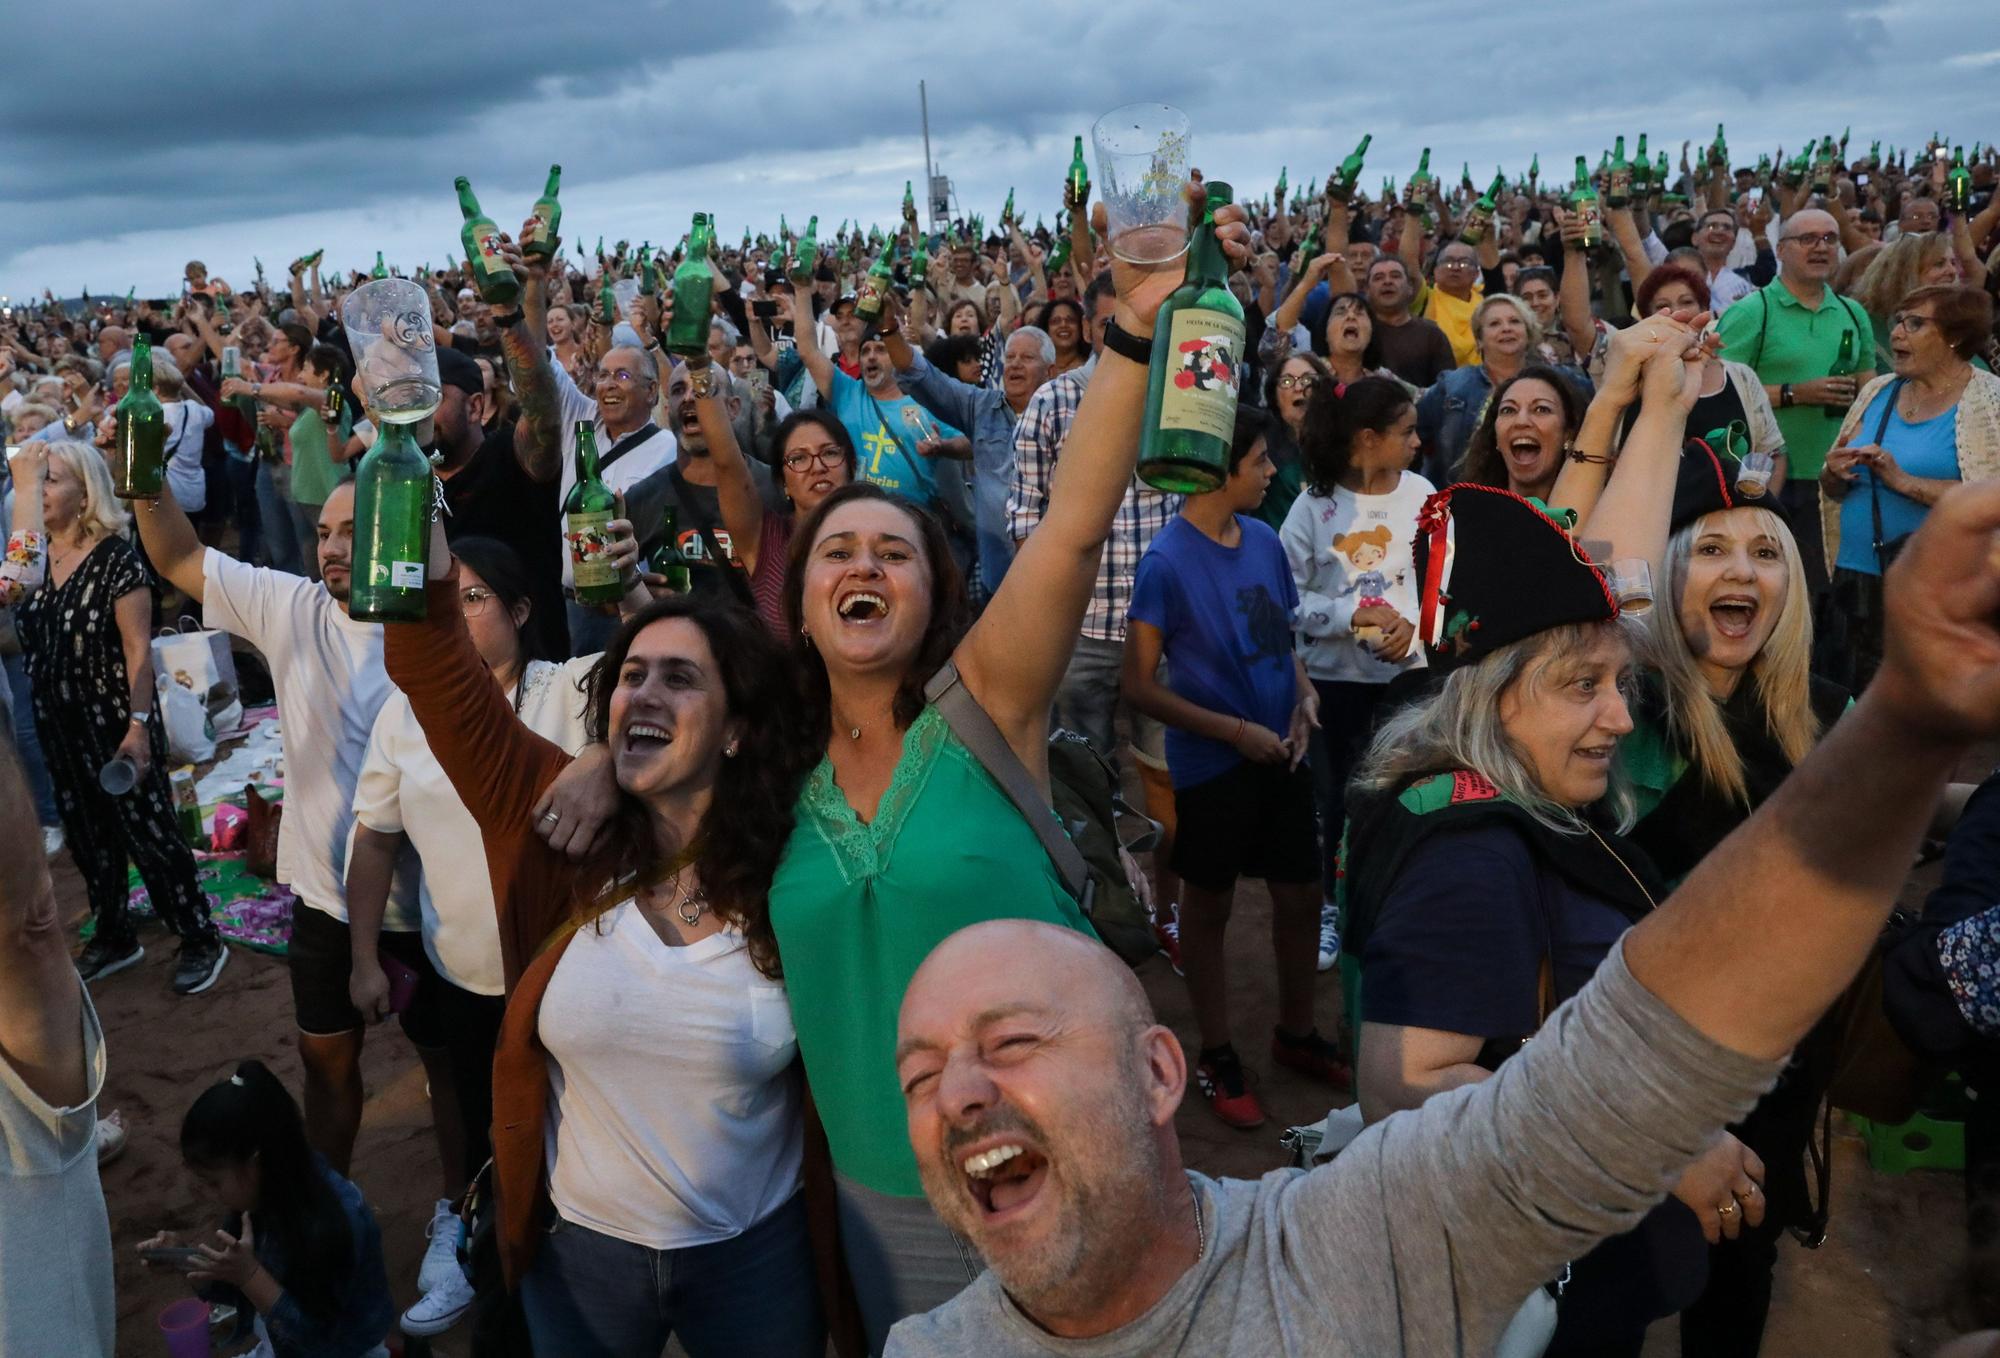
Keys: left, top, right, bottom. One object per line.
{"left": 400, "top": 1268, "right": 475, "bottom": 1336}
{"left": 1316, "top": 901, "right": 1341, "bottom": 973}
{"left": 416, "top": 1198, "right": 461, "bottom": 1294}
{"left": 95, "top": 1109, "right": 127, "bottom": 1167}
{"left": 42, "top": 825, "right": 64, "bottom": 858}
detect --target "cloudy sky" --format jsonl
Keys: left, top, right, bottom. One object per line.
{"left": 5, "top": 0, "right": 1996, "bottom": 299}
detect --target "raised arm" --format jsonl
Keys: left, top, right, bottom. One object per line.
{"left": 1570, "top": 312, "right": 1711, "bottom": 575}
{"left": 1608, "top": 205, "right": 1653, "bottom": 293}
{"left": 686, "top": 355, "right": 771, "bottom": 577}
{"left": 131, "top": 486, "right": 209, "bottom": 603}
{"left": 786, "top": 270, "right": 836, "bottom": 402}
{"left": 493, "top": 230, "right": 562, "bottom": 483}
{"left": 956, "top": 192, "right": 1249, "bottom": 766}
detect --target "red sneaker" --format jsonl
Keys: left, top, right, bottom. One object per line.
{"left": 1152, "top": 901, "right": 1183, "bottom": 976}
{"left": 1195, "top": 1051, "right": 1266, "bottom": 1130}
{"left": 1271, "top": 1028, "right": 1353, "bottom": 1091}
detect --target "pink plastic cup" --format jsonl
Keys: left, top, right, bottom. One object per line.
{"left": 158, "top": 1298, "right": 212, "bottom": 1358}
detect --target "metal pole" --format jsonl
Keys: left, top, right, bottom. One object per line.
{"left": 920, "top": 80, "right": 935, "bottom": 234}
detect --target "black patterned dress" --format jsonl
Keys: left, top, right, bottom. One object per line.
{"left": 18, "top": 535, "right": 214, "bottom": 949}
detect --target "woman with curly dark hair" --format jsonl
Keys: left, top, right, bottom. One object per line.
{"left": 381, "top": 514, "right": 827, "bottom": 1357}
{"left": 1458, "top": 361, "right": 1589, "bottom": 503}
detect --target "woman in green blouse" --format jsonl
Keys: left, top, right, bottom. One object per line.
{"left": 768, "top": 194, "right": 1251, "bottom": 1350}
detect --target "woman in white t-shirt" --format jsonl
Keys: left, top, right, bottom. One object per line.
{"left": 151, "top": 353, "right": 214, "bottom": 514}
{"left": 346, "top": 536, "right": 597, "bottom": 1336}
{"left": 1280, "top": 377, "right": 1433, "bottom": 961}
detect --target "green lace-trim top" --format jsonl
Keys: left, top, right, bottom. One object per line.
{"left": 769, "top": 704, "right": 1093, "bottom": 1196}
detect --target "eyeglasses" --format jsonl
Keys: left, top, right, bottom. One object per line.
{"left": 1276, "top": 373, "right": 1319, "bottom": 391}
{"left": 1437, "top": 256, "right": 1478, "bottom": 270}
{"left": 1779, "top": 231, "right": 1839, "bottom": 248}
{"left": 599, "top": 367, "right": 648, "bottom": 386}
{"left": 1888, "top": 312, "right": 1933, "bottom": 334}
{"left": 460, "top": 587, "right": 498, "bottom": 617}
{"left": 783, "top": 446, "right": 845, "bottom": 471}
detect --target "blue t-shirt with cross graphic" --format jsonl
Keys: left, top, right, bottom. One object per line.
{"left": 829, "top": 368, "right": 961, "bottom": 509}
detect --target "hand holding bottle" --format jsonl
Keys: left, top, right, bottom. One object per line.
{"left": 1105, "top": 176, "right": 1250, "bottom": 333}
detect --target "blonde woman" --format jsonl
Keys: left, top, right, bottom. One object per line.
{"left": 1850, "top": 233, "right": 1965, "bottom": 369}
{"left": 1621, "top": 440, "right": 1847, "bottom": 1356}
{"left": 16, "top": 442, "right": 225, "bottom": 993}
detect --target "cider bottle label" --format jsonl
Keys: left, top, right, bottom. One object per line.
{"left": 1156, "top": 307, "right": 1244, "bottom": 441}
{"left": 566, "top": 510, "right": 620, "bottom": 590}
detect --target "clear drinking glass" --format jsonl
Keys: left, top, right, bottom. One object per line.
{"left": 1611, "top": 558, "right": 1654, "bottom": 615}
{"left": 1092, "top": 102, "right": 1193, "bottom": 265}
{"left": 342, "top": 279, "right": 441, "bottom": 425}
{"left": 1735, "top": 451, "right": 1775, "bottom": 498}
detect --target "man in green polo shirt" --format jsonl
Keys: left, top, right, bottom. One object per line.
{"left": 1716, "top": 208, "right": 1875, "bottom": 593}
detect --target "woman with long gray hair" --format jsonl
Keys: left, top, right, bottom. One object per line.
{"left": 1339, "top": 317, "right": 1767, "bottom": 1356}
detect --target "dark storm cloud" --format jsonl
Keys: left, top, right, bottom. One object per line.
{"left": 4, "top": 0, "right": 1996, "bottom": 295}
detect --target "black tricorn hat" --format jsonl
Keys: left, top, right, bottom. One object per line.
{"left": 1414, "top": 483, "right": 1619, "bottom": 673}
{"left": 1671, "top": 421, "right": 1768, "bottom": 533}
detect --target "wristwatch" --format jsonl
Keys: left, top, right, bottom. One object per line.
{"left": 490, "top": 307, "right": 524, "bottom": 328}
{"left": 129, "top": 711, "right": 151, "bottom": 726}
{"left": 1102, "top": 318, "right": 1154, "bottom": 366}
{"left": 1780, "top": 383, "right": 1794, "bottom": 408}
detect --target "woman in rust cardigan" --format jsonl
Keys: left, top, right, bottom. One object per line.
{"left": 382, "top": 516, "right": 844, "bottom": 1357}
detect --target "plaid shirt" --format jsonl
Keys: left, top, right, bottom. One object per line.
{"left": 1006, "top": 358, "right": 1181, "bottom": 642}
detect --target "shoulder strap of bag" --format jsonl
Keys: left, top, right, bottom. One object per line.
{"left": 1750, "top": 286, "right": 1773, "bottom": 370}
{"left": 922, "top": 660, "right": 1091, "bottom": 905}
{"left": 596, "top": 421, "right": 661, "bottom": 476}
{"left": 1867, "top": 379, "right": 1908, "bottom": 570}
{"left": 666, "top": 462, "right": 757, "bottom": 610}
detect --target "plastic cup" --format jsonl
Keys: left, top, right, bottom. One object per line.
{"left": 1735, "top": 451, "right": 1775, "bottom": 498}
{"left": 99, "top": 756, "right": 138, "bottom": 796}
{"left": 1610, "top": 558, "right": 1654, "bottom": 615}
{"left": 1091, "top": 102, "right": 1192, "bottom": 265}
{"left": 158, "top": 1298, "right": 213, "bottom": 1358}
{"left": 341, "top": 279, "right": 440, "bottom": 426}
{"left": 611, "top": 277, "right": 640, "bottom": 321}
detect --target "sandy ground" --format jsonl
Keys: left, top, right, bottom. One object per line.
{"left": 73, "top": 836, "right": 1973, "bottom": 1358}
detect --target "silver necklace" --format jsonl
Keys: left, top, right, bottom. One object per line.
{"left": 1192, "top": 1182, "right": 1206, "bottom": 1258}
{"left": 653, "top": 869, "right": 707, "bottom": 926}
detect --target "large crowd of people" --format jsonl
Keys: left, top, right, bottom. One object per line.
{"left": 4, "top": 125, "right": 2000, "bottom": 1357}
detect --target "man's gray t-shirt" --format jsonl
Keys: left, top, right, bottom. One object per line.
{"left": 0, "top": 981, "right": 114, "bottom": 1355}
{"left": 886, "top": 943, "right": 1780, "bottom": 1357}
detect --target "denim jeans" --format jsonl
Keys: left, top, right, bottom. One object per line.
{"left": 520, "top": 1192, "right": 822, "bottom": 1358}
{"left": 255, "top": 458, "right": 308, "bottom": 577}
{"left": 3, "top": 648, "right": 59, "bottom": 826}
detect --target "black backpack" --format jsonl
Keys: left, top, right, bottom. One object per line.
{"left": 924, "top": 662, "right": 1162, "bottom": 967}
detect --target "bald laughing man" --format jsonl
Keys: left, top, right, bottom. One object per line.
{"left": 887, "top": 476, "right": 2000, "bottom": 1355}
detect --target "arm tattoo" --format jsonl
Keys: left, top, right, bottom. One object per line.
{"left": 503, "top": 319, "right": 561, "bottom": 482}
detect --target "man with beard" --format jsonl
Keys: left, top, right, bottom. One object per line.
{"left": 619, "top": 344, "right": 779, "bottom": 604}
{"left": 885, "top": 476, "right": 2000, "bottom": 1351}
{"left": 426, "top": 345, "right": 567, "bottom": 659}
{"left": 133, "top": 477, "right": 424, "bottom": 1182}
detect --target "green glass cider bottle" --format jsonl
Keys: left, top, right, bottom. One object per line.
{"left": 1138, "top": 182, "right": 1245, "bottom": 494}
{"left": 348, "top": 420, "right": 434, "bottom": 622}
{"left": 112, "top": 334, "right": 166, "bottom": 499}
{"left": 1568, "top": 156, "right": 1604, "bottom": 250}
{"left": 564, "top": 424, "right": 624, "bottom": 606}
{"left": 666, "top": 214, "right": 717, "bottom": 357}
{"left": 1328, "top": 134, "right": 1371, "bottom": 202}
{"left": 455, "top": 177, "right": 521, "bottom": 307}
{"left": 523, "top": 164, "right": 562, "bottom": 259}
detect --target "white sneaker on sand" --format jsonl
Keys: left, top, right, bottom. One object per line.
{"left": 417, "top": 1197, "right": 462, "bottom": 1294}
